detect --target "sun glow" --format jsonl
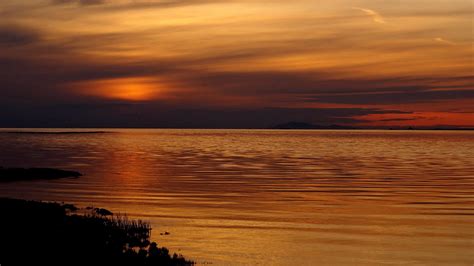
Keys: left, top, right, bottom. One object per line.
{"left": 72, "top": 77, "right": 163, "bottom": 101}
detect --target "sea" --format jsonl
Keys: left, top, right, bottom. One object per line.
{"left": 0, "top": 129, "right": 473, "bottom": 265}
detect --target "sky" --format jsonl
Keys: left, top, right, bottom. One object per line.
{"left": 0, "top": 0, "right": 473, "bottom": 128}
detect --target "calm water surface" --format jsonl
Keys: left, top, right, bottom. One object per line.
{"left": 0, "top": 129, "right": 473, "bottom": 265}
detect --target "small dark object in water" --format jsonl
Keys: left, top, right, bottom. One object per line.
{"left": 0, "top": 167, "right": 82, "bottom": 182}
{"left": 160, "top": 231, "right": 170, "bottom": 235}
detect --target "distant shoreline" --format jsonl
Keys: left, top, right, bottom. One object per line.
{"left": 0, "top": 127, "right": 472, "bottom": 131}
{"left": 0, "top": 167, "right": 82, "bottom": 183}
{"left": 2, "top": 131, "right": 113, "bottom": 134}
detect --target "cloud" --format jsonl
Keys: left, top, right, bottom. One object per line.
{"left": 0, "top": 0, "right": 473, "bottom": 127}
{"left": 0, "top": 102, "right": 410, "bottom": 128}
{"left": 104, "top": 0, "right": 219, "bottom": 10}
{"left": 50, "top": 0, "right": 219, "bottom": 9}
{"left": 307, "top": 87, "right": 474, "bottom": 105}
{"left": 434, "top": 37, "right": 456, "bottom": 46}
{"left": 0, "top": 25, "right": 41, "bottom": 46}
{"left": 52, "top": 0, "right": 106, "bottom": 6}
{"left": 353, "top": 7, "right": 386, "bottom": 24}
{"left": 377, "top": 117, "right": 418, "bottom": 122}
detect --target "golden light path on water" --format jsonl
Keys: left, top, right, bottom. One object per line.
{"left": 0, "top": 129, "right": 473, "bottom": 265}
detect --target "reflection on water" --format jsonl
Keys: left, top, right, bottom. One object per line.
{"left": 0, "top": 129, "right": 473, "bottom": 265}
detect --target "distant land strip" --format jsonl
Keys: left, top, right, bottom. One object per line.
{"left": 0, "top": 167, "right": 82, "bottom": 182}
{"left": 3, "top": 131, "right": 112, "bottom": 134}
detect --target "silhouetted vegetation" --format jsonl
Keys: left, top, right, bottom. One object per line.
{"left": 0, "top": 198, "right": 193, "bottom": 266}
{"left": 0, "top": 167, "right": 82, "bottom": 182}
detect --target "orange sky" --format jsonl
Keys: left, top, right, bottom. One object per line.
{"left": 0, "top": 0, "right": 472, "bottom": 128}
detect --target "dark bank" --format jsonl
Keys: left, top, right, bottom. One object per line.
{"left": 0, "top": 198, "right": 194, "bottom": 266}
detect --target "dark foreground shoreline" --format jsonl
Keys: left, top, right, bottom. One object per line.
{"left": 0, "top": 198, "right": 193, "bottom": 265}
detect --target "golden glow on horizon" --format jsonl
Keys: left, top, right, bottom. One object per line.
{"left": 71, "top": 77, "right": 164, "bottom": 101}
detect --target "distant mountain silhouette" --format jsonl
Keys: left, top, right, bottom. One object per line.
{"left": 271, "top": 122, "right": 354, "bottom": 129}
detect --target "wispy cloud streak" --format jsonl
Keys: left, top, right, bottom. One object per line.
{"left": 434, "top": 37, "right": 456, "bottom": 46}
{"left": 353, "top": 7, "right": 386, "bottom": 24}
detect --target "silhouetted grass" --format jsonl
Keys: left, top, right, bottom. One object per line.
{"left": 0, "top": 198, "right": 193, "bottom": 266}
